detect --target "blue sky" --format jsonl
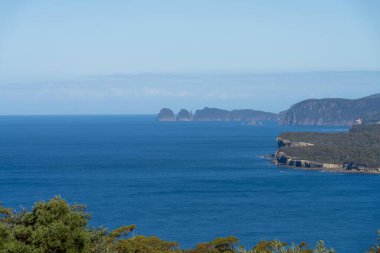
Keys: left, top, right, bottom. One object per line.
{"left": 0, "top": 1, "right": 379, "bottom": 114}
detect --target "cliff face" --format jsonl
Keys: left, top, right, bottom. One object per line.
{"left": 157, "top": 108, "right": 175, "bottom": 121}
{"left": 177, "top": 109, "right": 192, "bottom": 121}
{"left": 276, "top": 137, "right": 314, "bottom": 148}
{"left": 279, "top": 93, "right": 380, "bottom": 126}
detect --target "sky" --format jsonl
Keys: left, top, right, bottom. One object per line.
{"left": 0, "top": 0, "right": 379, "bottom": 114}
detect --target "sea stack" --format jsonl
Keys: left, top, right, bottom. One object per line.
{"left": 157, "top": 108, "right": 176, "bottom": 121}
{"left": 177, "top": 109, "right": 192, "bottom": 121}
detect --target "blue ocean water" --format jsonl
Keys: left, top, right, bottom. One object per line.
{"left": 0, "top": 115, "right": 379, "bottom": 252}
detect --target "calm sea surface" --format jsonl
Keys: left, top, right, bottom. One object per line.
{"left": 0, "top": 116, "right": 379, "bottom": 252}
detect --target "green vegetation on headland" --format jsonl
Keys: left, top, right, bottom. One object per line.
{"left": 275, "top": 124, "right": 380, "bottom": 172}
{"left": 1, "top": 197, "right": 379, "bottom": 253}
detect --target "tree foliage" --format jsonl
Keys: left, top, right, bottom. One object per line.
{"left": 0, "top": 197, "right": 376, "bottom": 253}
{"left": 0, "top": 196, "right": 90, "bottom": 253}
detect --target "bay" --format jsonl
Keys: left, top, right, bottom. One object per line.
{"left": 0, "top": 115, "right": 379, "bottom": 252}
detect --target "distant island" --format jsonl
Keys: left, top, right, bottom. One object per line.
{"left": 274, "top": 122, "right": 380, "bottom": 173}
{"left": 157, "top": 107, "right": 278, "bottom": 125}
{"left": 157, "top": 94, "right": 380, "bottom": 174}
{"left": 157, "top": 93, "right": 380, "bottom": 126}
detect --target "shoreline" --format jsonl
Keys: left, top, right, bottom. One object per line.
{"left": 259, "top": 153, "right": 380, "bottom": 175}
{"left": 274, "top": 162, "right": 380, "bottom": 175}
{"left": 271, "top": 152, "right": 380, "bottom": 175}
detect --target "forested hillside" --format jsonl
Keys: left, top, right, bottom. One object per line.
{"left": 279, "top": 94, "right": 380, "bottom": 126}
{"left": 277, "top": 124, "right": 380, "bottom": 169}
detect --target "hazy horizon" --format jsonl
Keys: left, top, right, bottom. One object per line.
{"left": 0, "top": 71, "right": 379, "bottom": 115}
{"left": 1, "top": 1, "right": 379, "bottom": 114}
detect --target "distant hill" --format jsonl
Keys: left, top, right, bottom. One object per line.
{"left": 157, "top": 107, "right": 278, "bottom": 124}
{"left": 192, "top": 107, "right": 230, "bottom": 121}
{"left": 229, "top": 109, "right": 279, "bottom": 122}
{"left": 279, "top": 93, "right": 380, "bottom": 126}
{"left": 365, "top": 93, "right": 380, "bottom": 99}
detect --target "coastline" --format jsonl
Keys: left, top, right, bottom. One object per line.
{"left": 272, "top": 151, "right": 380, "bottom": 175}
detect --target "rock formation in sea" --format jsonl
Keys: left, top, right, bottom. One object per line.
{"left": 279, "top": 93, "right": 380, "bottom": 126}
{"left": 157, "top": 108, "right": 176, "bottom": 121}
{"left": 177, "top": 109, "right": 193, "bottom": 121}
{"left": 157, "top": 107, "right": 279, "bottom": 124}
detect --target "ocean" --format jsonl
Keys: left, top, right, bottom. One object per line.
{"left": 0, "top": 115, "right": 379, "bottom": 252}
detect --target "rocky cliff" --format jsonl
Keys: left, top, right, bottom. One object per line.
{"left": 177, "top": 109, "right": 192, "bottom": 121}
{"left": 279, "top": 93, "right": 380, "bottom": 126}
{"left": 157, "top": 108, "right": 176, "bottom": 121}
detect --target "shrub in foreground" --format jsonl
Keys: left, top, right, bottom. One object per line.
{"left": 0, "top": 196, "right": 377, "bottom": 253}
